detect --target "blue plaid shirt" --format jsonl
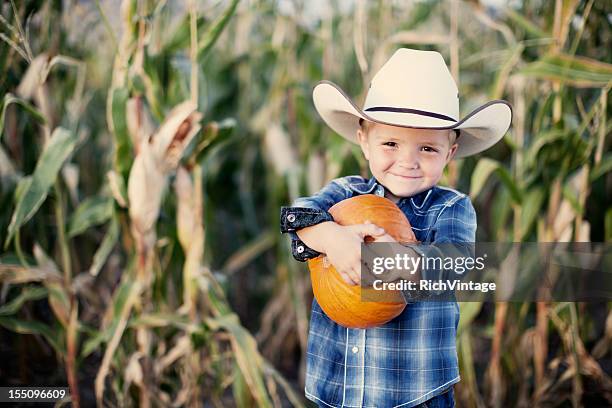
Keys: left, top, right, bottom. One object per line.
{"left": 280, "top": 176, "right": 476, "bottom": 408}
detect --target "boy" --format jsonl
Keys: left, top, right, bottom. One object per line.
{"left": 280, "top": 48, "right": 512, "bottom": 407}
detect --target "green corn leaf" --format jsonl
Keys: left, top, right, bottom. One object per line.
{"left": 491, "top": 44, "right": 524, "bottom": 100}
{"left": 191, "top": 118, "right": 236, "bottom": 165}
{"left": 458, "top": 302, "right": 483, "bottom": 336}
{"left": 88, "top": 215, "right": 120, "bottom": 276}
{"left": 458, "top": 327, "right": 484, "bottom": 407}
{"left": 470, "top": 158, "right": 522, "bottom": 203}
{"left": 67, "top": 195, "right": 114, "bottom": 237}
{"left": 163, "top": 15, "right": 207, "bottom": 52}
{"left": 503, "top": 8, "right": 548, "bottom": 39}
{"left": 82, "top": 272, "right": 139, "bottom": 358}
{"left": 232, "top": 360, "right": 254, "bottom": 408}
{"left": 519, "top": 53, "right": 612, "bottom": 87}
{"left": 495, "top": 167, "right": 522, "bottom": 204}
{"left": 13, "top": 175, "right": 33, "bottom": 206}
{"left": 520, "top": 188, "right": 545, "bottom": 238}
{"left": 561, "top": 184, "right": 584, "bottom": 215}
{"left": 5, "top": 127, "right": 77, "bottom": 248}
{"left": 0, "top": 316, "right": 63, "bottom": 355}
{"left": 399, "top": 0, "right": 442, "bottom": 30}
{"left": 222, "top": 230, "right": 274, "bottom": 275}
{"left": 492, "top": 188, "right": 512, "bottom": 241}
{"left": 470, "top": 158, "right": 501, "bottom": 199}
{"left": 198, "top": 0, "right": 240, "bottom": 61}
{"left": 109, "top": 270, "right": 137, "bottom": 322}
{"left": 525, "top": 130, "right": 566, "bottom": 169}
{"left": 110, "top": 88, "right": 132, "bottom": 178}
{"left": 84, "top": 270, "right": 137, "bottom": 355}
{"left": 590, "top": 154, "right": 612, "bottom": 182}
{"left": 502, "top": 133, "right": 519, "bottom": 151}
{"left": 0, "top": 93, "right": 46, "bottom": 143}
{"left": 605, "top": 209, "right": 612, "bottom": 242}
{"left": 81, "top": 324, "right": 112, "bottom": 358}
{"left": 206, "top": 313, "right": 272, "bottom": 408}
{"left": 0, "top": 286, "right": 48, "bottom": 316}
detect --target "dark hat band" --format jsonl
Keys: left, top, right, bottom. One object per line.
{"left": 364, "top": 106, "right": 457, "bottom": 122}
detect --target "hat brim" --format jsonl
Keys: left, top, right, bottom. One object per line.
{"left": 313, "top": 81, "right": 512, "bottom": 158}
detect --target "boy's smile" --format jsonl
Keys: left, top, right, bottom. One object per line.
{"left": 357, "top": 122, "right": 458, "bottom": 203}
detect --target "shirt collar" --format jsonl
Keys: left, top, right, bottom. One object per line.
{"left": 408, "top": 186, "right": 435, "bottom": 208}
{"left": 348, "top": 176, "right": 379, "bottom": 195}
{"left": 362, "top": 176, "right": 435, "bottom": 207}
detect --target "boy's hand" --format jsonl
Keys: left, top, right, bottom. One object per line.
{"left": 323, "top": 220, "right": 387, "bottom": 286}
{"left": 361, "top": 234, "right": 423, "bottom": 285}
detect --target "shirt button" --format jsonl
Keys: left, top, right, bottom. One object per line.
{"left": 297, "top": 245, "right": 305, "bottom": 254}
{"left": 351, "top": 346, "right": 358, "bottom": 353}
{"left": 287, "top": 214, "right": 296, "bottom": 223}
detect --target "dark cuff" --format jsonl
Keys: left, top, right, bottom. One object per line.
{"left": 290, "top": 234, "right": 322, "bottom": 262}
{"left": 280, "top": 206, "right": 333, "bottom": 233}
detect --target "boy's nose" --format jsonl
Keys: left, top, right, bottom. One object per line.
{"left": 398, "top": 161, "right": 419, "bottom": 170}
{"left": 397, "top": 152, "right": 419, "bottom": 169}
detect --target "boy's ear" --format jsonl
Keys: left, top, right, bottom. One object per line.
{"left": 445, "top": 143, "right": 459, "bottom": 163}
{"left": 357, "top": 128, "right": 370, "bottom": 161}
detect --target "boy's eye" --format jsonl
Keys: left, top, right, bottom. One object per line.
{"left": 382, "top": 142, "right": 397, "bottom": 147}
{"left": 421, "top": 146, "right": 438, "bottom": 153}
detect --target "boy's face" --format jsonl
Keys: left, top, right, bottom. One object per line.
{"left": 357, "top": 122, "right": 458, "bottom": 202}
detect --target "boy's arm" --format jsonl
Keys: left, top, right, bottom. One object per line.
{"left": 294, "top": 221, "right": 338, "bottom": 254}
{"left": 280, "top": 177, "right": 353, "bottom": 262}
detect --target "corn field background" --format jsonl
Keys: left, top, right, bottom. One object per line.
{"left": 0, "top": 0, "right": 610, "bottom": 407}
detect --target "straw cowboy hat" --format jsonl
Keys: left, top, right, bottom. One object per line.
{"left": 312, "top": 48, "right": 512, "bottom": 158}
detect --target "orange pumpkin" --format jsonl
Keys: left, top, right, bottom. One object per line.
{"left": 308, "top": 194, "right": 418, "bottom": 329}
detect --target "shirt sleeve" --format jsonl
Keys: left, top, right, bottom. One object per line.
{"left": 280, "top": 178, "right": 353, "bottom": 262}
{"left": 401, "top": 195, "right": 477, "bottom": 302}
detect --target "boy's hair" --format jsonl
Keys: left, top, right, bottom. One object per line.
{"left": 359, "top": 118, "right": 460, "bottom": 145}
